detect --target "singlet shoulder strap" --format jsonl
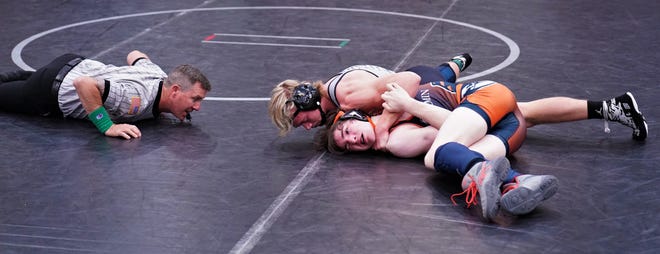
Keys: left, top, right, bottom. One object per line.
{"left": 326, "top": 73, "right": 344, "bottom": 108}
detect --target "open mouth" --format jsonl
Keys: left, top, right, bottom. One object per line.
{"left": 360, "top": 133, "right": 365, "bottom": 144}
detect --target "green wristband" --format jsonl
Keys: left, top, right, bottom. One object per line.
{"left": 88, "top": 107, "right": 114, "bottom": 133}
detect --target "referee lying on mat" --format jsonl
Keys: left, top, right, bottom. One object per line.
{"left": 0, "top": 50, "right": 212, "bottom": 139}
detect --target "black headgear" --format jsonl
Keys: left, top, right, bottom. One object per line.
{"left": 290, "top": 82, "right": 321, "bottom": 111}
{"left": 334, "top": 109, "right": 370, "bottom": 123}
{"left": 332, "top": 109, "right": 375, "bottom": 134}
{"left": 289, "top": 82, "right": 326, "bottom": 125}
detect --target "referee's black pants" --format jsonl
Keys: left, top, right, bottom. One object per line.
{"left": 0, "top": 53, "right": 83, "bottom": 116}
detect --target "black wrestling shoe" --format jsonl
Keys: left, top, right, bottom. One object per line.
{"left": 602, "top": 92, "right": 648, "bottom": 141}
{"left": 450, "top": 53, "right": 472, "bottom": 72}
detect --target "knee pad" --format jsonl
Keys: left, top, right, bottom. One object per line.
{"left": 437, "top": 63, "right": 457, "bottom": 83}
{"left": 504, "top": 168, "right": 520, "bottom": 184}
{"left": 433, "top": 142, "right": 485, "bottom": 175}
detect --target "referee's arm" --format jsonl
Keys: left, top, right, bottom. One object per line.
{"left": 126, "top": 50, "right": 149, "bottom": 66}
{"left": 73, "top": 76, "right": 142, "bottom": 139}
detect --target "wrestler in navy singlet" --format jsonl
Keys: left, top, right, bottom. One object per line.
{"left": 410, "top": 80, "right": 527, "bottom": 154}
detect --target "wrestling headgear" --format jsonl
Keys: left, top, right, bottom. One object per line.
{"left": 290, "top": 82, "right": 321, "bottom": 111}
{"left": 332, "top": 109, "right": 376, "bottom": 132}
{"left": 289, "top": 82, "right": 326, "bottom": 125}
{"left": 333, "top": 109, "right": 370, "bottom": 123}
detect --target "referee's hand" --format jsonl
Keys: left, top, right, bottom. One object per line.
{"left": 105, "top": 124, "right": 142, "bottom": 139}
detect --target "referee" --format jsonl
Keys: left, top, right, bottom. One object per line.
{"left": 0, "top": 50, "right": 211, "bottom": 139}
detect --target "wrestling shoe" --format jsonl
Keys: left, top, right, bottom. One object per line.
{"left": 499, "top": 174, "right": 558, "bottom": 215}
{"left": 602, "top": 92, "right": 648, "bottom": 141}
{"left": 450, "top": 53, "right": 472, "bottom": 72}
{"left": 450, "top": 156, "right": 509, "bottom": 221}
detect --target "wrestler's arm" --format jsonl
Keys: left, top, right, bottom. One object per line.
{"left": 386, "top": 124, "right": 438, "bottom": 158}
{"left": 381, "top": 83, "right": 451, "bottom": 129}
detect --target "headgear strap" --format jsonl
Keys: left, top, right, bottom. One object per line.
{"left": 332, "top": 109, "right": 376, "bottom": 132}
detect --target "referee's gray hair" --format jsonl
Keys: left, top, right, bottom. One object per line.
{"left": 165, "top": 64, "right": 211, "bottom": 91}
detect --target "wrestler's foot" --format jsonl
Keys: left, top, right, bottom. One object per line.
{"left": 603, "top": 92, "right": 648, "bottom": 141}
{"left": 450, "top": 53, "right": 472, "bottom": 72}
{"left": 500, "top": 174, "right": 558, "bottom": 215}
{"left": 451, "top": 157, "right": 509, "bottom": 221}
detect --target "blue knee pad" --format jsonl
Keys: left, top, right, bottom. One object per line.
{"left": 504, "top": 168, "right": 521, "bottom": 184}
{"left": 433, "top": 142, "right": 485, "bottom": 175}
{"left": 436, "top": 63, "right": 457, "bottom": 83}
{"left": 406, "top": 63, "right": 457, "bottom": 84}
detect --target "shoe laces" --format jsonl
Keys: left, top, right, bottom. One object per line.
{"left": 602, "top": 100, "right": 611, "bottom": 133}
{"left": 450, "top": 175, "right": 479, "bottom": 208}
{"left": 501, "top": 179, "right": 519, "bottom": 195}
{"left": 603, "top": 99, "right": 637, "bottom": 133}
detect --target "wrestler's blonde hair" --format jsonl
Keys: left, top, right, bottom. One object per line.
{"left": 268, "top": 79, "right": 325, "bottom": 136}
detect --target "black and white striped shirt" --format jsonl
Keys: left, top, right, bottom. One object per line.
{"left": 57, "top": 58, "right": 167, "bottom": 122}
